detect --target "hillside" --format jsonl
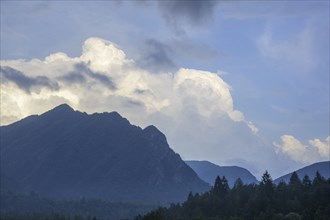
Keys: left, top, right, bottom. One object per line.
{"left": 274, "top": 161, "right": 330, "bottom": 184}
{"left": 140, "top": 171, "right": 330, "bottom": 220}
{"left": 0, "top": 104, "right": 209, "bottom": 204}
{"left": 186, "top": 160, "right": 258, "bottom": 187}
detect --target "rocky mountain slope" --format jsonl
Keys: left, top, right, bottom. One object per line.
{"left": 0, "top": 104, "right": 209, "bottom": 204}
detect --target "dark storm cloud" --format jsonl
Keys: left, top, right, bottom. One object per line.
{"left": 158, "top": 0, "right": 219, "bottom": 33}
{"left": 137, "top": 39, "right": 176, "bottom": 73}
{"left": 0, "top": 66, "right": 59, "bottom": 93}
{"left": 73, "top": 63, "right": 116, "bottom": 90}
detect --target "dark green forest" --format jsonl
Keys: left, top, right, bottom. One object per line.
{"left": 138, "top": 171, "right": 330, "bottom": 220}
{"left": 1, "top": 171, "right": 329, "bottom": 220}
{"left": 0, "top": 193, "right": 154, "bottom": 220}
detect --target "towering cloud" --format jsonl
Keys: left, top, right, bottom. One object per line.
{"left": 0, "top": 37, "right": 249, "bottom": 128}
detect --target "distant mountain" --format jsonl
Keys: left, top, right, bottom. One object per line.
{"left": 0, "top": 104, "right": 209, "bottom": 204}
{"left": 185, "top": 160, "right": 258, "bottom": 187}
{"left": 274, "top": 161, "right": 330, "bottom": 184}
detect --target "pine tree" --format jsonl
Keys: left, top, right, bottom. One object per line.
{"left": 302, "top": 175, "right": 312, "bottom": 189}
{"left": 260, "top": 171, "right": 275, "bottom": 195}
{"left": 213, "top": 176, "right": 229, "bottom": 196}
{"left": 289, "top": 172, "right": 302, "bottom": 186}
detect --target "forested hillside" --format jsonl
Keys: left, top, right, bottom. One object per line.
{"left": 138, "top": 171, "right": 330, "bottom": 220}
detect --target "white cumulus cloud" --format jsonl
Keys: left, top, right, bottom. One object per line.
{"left": 1, "top": 37, "right": 253, "bottom": 129}
{"left": 273, "top": 135, "right": 330, "bottom": 164}
{"left": 309, "top": 137, "right": 330, "bottom": 158}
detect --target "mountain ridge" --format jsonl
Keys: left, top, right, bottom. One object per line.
{"left": 274, "top": 161, "right": 330, "bottom": 184}
{"left": 185, "top": 160, "right": 258, "bottom": 187}
{"left": 0, "top": 104, "right": 209, "bottom": 204}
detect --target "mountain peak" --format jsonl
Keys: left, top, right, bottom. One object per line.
{"left": 108, "top": 111, "right": 123, "bottom": 119}
{"left": 143, "top": 125, "right": 166, "bottom": 140}
{"left": 143, "top": 125, "right": 160, "bottom": 133}
{"left": 52, "top": 103, "right": 74, "bottom": 112}
{"left": 40, "top": 104, "right": 76, "bottom": 119}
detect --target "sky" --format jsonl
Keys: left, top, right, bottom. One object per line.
{"left": 0, "top": 0, "right": 329, "bottom": 179}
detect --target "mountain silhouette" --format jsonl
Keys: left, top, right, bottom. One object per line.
{"left": 185, "top": 160, "right": 258, "bottom": 187}
{"left": 274, "top": 161, "right": 330, "bottom": 184}
{"left": 0, "top": 104, "right": 209, "bottom": 203}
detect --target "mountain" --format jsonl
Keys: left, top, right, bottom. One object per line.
{"left": 274, "top": 161, "right": 330, "bottom": 184}
{"left": 0, "top": 104, "right": 209, "bottom": 204}
{"left": 185, "top": 160, "right": 258, "bottom": 187}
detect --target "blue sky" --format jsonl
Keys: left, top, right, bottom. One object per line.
{"left": 1, "top": 0, "right": 329, "bottom": 178}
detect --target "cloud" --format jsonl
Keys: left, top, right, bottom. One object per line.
{"left": 1, "top": 37, "right": 291, "bottom": 178}
{"left": 59, "top": 72, "right": 86, "bottom": 84}
{"left": 0, "top": 66, "right": 59, "bottom": 93}
{"left": 309, "top": 137, "right": 330, "bottom": 158}
{"left": 273, "top": 135, "right": 330, "bottom": 164}
{"left": 174, "top": 68, "right": 244, "bottom": 122}
{"left": 157, "top": 0, "right": 219, "bottom": 34}
{"left": 72, "top": 63, "right": 117, "bottom": 90}
{"left": 136, "top": 39, "right": 176, "bottom": 73}
{"left": 79, "top": 37, "right": 133, "bottom": 74}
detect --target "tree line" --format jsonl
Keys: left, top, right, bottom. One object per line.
{"left": 0, "top": 193, "right": 154, "bottom": 220}
{"left": 137, "top": 171, "right": 330, "bottom": 220}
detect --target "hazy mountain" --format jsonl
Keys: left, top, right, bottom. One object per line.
{"left": 0, "top": 104, "right": 209, "bottom": 204}
{"left": 274, "top": 161, "right": 330, "bottom": 184}
{"left": 185, "top": 160, "right": 258, "bottom": 187}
